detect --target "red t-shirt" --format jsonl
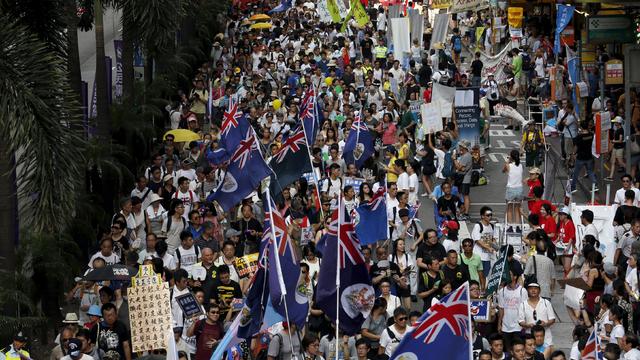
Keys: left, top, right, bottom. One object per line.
{"left": 194, "top": 319, "right": 224, "bottom": 360}
{"left": 557, "top": 219, "right": 576, "bottom": 247}
{"left": 528, "top": 199, "right": 556, "bottom": 217}
{"left": 540, "top": 215, "right": 557, "bottom": 240}
{"left": 526, "top": 179, "right": 543, "bottom": 208}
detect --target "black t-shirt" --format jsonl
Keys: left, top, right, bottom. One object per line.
{"left": 471, "top": 60, "right": 483, "bottom": 77}
{"left": 574, "top": 131, "right": 595, "bottom": 161}
{"left": 232, "top": 218, "right": 263, "bottom": 253}
{"left": 442, "top": 264, "right": 470, "bottom": 290}
{"left": 91, "top": 321, "right": 130, "bottom": 360}
{"left": 211, "top": 279, "right": 242, "bottom": 312}
{"left": 418, "top": 66, "right": 433, "bottom": 87}
{"left": 614, "top": 205, "right": 640, "bottom": 225}
{"left": 614, "top": 127, "right": 625, "bottom": 149}
{"left": 417, "top": 270, "right": 444, "bottom": 310}
{"left": 437, "top": 195, "right": 460, "bottom": 220}
{"left": 416, "top": 242, "right": 447, "bottom": 268}
{"left": 361, "top": 38, "right": 373, "bottom": 58}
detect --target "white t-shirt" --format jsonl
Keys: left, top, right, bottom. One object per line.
{"left": 379, "top": 325, "right": 412, "bottom": 356}
{"left": 376, "top": 13, "right": 387, "bottom": 32}
{"left": 408, "top": 173, "right": 419, "bottom": 205}
{"left": 569, "top": 341, "right": 580, "bottom": 360}
{"left": 626, "top": 267, "right": 639, "bottom": 296}
{"left": 172, "top": 190, "right": 197, "bottom": 219}
{"left": 397, "top": 172, "right": 410, "bottom": 192}
{"left": 625, "top": 348, "right": 640, "bottom": 360}
{"left": 497, "top": 285, "right": 528, "bottom": 333}
{"left": 615, "top": 187, "right": 640, "bottom": 206}
{"left": 517, "top": 298, "right": 556, "bottom": 345}
{"left": 381, "top": 294, "right": 401, "bottom": 318}
{"left": 176, "top": 245, "right": 200, "bottom": 273}
{"left": 471, "top": 222, "right": 496, "bottom": 262}
{"left": 88, "top": 252, "right": 120, "bottom": 268}
{"left": 322, "top": 177, "right": 343, "bottom": 199}
{"left": 610, "top": 323, "right": 625, "bottom": 345}
{"left": 61, "top": 355, "right": 94, "bottom": 360}
{"left": 506, "top": 163, "right": 523, "bottom": 188}
{"left": 156, "top": 252, "right": 177, "bottom": 271}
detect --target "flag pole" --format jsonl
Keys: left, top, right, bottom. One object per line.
{"left": 335, "top": 193, "right": 343, "bottom": 360}
{"left": 466, "top": 282, "right": 473, "bottom": 360}
{"left": 265, "top": 188, "right": 296, "bottom": 354}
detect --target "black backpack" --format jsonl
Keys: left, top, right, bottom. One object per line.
{"left": 521, "top": 53, "right": 532, "bottom": 71}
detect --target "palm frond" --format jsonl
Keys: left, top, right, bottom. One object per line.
{"left": 0, "top": 16, "right": 86, "bottom": 233}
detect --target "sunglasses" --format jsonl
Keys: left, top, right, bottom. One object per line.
{"left": 397, "top": 317, "right": 408, "bottom": 321}
{"left": 484, "top": 213, "right": 493, "bottom": 217}
{"left": 463, "top": 243, "right": 473, "bottom": 248}
{"left": 209, "top": 311, "right": 220, "bottom": 315}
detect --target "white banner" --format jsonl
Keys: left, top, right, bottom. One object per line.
{"left": 570, "top": 204, "right": 616, "bottom": 262}
{"left": 430, "top": 13, "right": 450, "bottom": 49}
{"left": 431, "top": 82, "right": 456, "bottom": 118}
{"left": 391, "top": 17, "right": 411, "bottom": 63}
{"left": 421, "top": 103, "right": 444, "bottom": 133}
{"left": 451, "top": 0, "right": 489, "bottom": 13}
{"left": 316, "top": 0, "right": 333, "bottom": 23}
{"left": 478, "top": 42, "right": 514, "bottom": 84}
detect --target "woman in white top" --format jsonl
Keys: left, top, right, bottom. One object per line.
{"left": 625, "top": 254, "right": 640, "bottom": 300}
{"left": 146, "top": 194, "right": 167, "bottom": 236}
{"left": 301, "top": 244, "right": 321, "bottom": 286}
{"left": 502, "top": 149, "right": 524, "bottom": 225}
{"left": 534, "top": 49, "right": 546, "bottom": 79}
{"left": 609, "top": 304, "right": 626, "bottom": 346}
{"left": 379, "top": 279, "right": 401, "bottom": 318}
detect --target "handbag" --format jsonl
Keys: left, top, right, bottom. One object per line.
{"left": 631, "top": 135, "right": 640, "bottom": 155}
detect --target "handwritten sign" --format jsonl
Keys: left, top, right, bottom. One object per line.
{"left": 235, "top": 253, "right": 259, "bottom": 279}
{"left": 175, "top": 293, "right": 204, "bottom": 319}
{"left": 421, "top": 103, "right": 444, "bottom": 133}
{"left": 128, "top": 265, "right": 172, "bottom": 353}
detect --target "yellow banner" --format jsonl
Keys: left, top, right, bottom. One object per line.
{"left": 327, "top": 0, "right": 342, "bottom": 23}
{"left": 431, "top": 0, "right": 452, "bottom": 9}
{"left": 352, "top": 0, "right": 369, "bottom": 27}
{"left": 507, "top": 7, "right": 523, "bottom": 28}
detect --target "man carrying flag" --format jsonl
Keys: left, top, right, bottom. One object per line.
{"left": 343, "top": 113, "right": 374, "bottom": 169}
{"left": 390, "top": 282, "right": 473, "bottom": 360}
{"left": 316, "top": 196, "right": 376, "bottom": 335}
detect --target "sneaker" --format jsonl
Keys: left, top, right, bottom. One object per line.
{"left": 459, "top": 214, "right": 469, "bottom": 221}
{"left": 507, "top": 226, "right": 513, "bottom": 233}
{"left": 505, "top": 125, "right": 514, "bottom": 130}
{"left": 571, "top": 189, "right": 577, "bottom": 194}
{"left": 421, "top": 192, "right": 429, "bottom": 197}
{"left": 605, "top": 177, "right": 614, "bottom": 181}
{"left": 516, "top": 226, "right": 522, "bottom": 233}
{"left": 594, "top": 187, "right": 599, "bottom": 192}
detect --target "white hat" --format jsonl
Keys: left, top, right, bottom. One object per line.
{"left": 62, "top": 312, "right": 80, "bottom": 324}
{"left": 612, "top": 116, "right": 623, "bottom": 123}
{"left": 147, "top": 193, "right": 162, "bottom": 204}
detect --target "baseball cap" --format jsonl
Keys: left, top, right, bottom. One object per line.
{"left": 67, "top": 339, "right": 83, "bottom": 359}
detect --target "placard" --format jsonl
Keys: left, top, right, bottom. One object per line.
{"left": 175, "top": 293, "right": 204, "bottom": 318}
{"left": 605, "top": 60, "right": 624, "bottom": 85}
{"left": 455, "top": 89, "right": 481, "bottom": 147}
{"left": 471, "top": 299, "right": 493, "bottom": 322}
{"left": 344, "top": 177, "right": 365, "bottom": 193}
{"left": 421, "top": 103, "right": 444, "bottom": 133}
{"left": 128, "top": 265, "right": 172, "bottom": 353}
{"left": 486, "top": 247, "right": 508, "bottom": 296}
{"left": 595, "top": 112, "right": 611, "bottom": 155}
{"left": 235, "top": 253, "right": 259, "bottom": 279}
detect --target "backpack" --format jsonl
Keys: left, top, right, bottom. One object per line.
{"left": 521, "top": 53, "right": 532, "bottom": 71}
{"left": 437, "top": 71, "right": 450, "bottom": 85}
{"left": 421, "top": 270, "right": 444, "bottom": 288}
{"left": 442, "top": 150, "right": 454, "bottom": 178}
{"left": 453, "top": 35, "right": 462, "bottom": 53}
{"left": 175, "top": 245, "right": 200, "bottom": 265}
{"left": 477, "top": 222, "right": 495, "bottom": 234}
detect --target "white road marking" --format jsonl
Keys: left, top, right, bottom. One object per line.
{"left": 488, "top": 153, "right": 509, "bottom": 162}
{"left": 489, "top": 129, "right": 516, "bottom": 137}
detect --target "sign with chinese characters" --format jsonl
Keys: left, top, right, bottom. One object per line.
{"left": 175, "top": 293, "right": 204, "bottom": 319}
{"left": 235, "top": 253, "right": 259, "bottom": 279}
{"left": 605, "top": 59, "right": 624, "bottom": 85}
{"left": 128, "top": 265, "right": 172, "bottom": 353}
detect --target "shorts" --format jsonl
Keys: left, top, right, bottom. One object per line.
{"left": 460, "top": 183, "right": 471, "bottom": 195}
{"left": 505, "top": 186, "right": 524, "bottom": 202}
{"left": 614, "top": 148, "right": 624, "bottom": 159}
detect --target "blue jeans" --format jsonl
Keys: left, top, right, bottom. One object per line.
{"left": 571, "top": 158, "right": 597, "bottom": 191}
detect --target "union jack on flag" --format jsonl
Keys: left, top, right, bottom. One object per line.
{"left": 351, "top": 116, "right": 368, "bottom": 133}
{"left": 581, "top": 327, "right": 603, "bottom": 360}
{"left": 272, "top": 127, "right": 307, "bottom": 164}
{"left": 264, "top": 198, "right": 297, "bottom": 262}
{"left": 230, "top": 127, "right": 258, "bottom": 169}
{"left": 299, "top": 88, "right": 315, "bottom": 120}
{"left": 367, "top": 187, "right": 386, "bottom": 211}
{"left": 326, "top": 198, "right": 365, "bottom": 268}
{"left": 221, "top": 96, "right": 242, "bottom": 137}
{"left": 389, "top": 282, "right": 472, "bottom": 360}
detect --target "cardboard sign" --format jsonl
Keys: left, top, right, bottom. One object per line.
{"left": 471, "top": 299, "right": 493, "bottom": 322}
{"left": 431, "top": 0, "right": 452, "bottom": 9}
{"left": 421, "top": 103, "right": 444, "bottom": 134}
{"left": 235, "top": 253, "right": 259, "bottom": 279}
{"left": 605, "top": 60, "right": 624, "bottom": 85}
{"left": 486, "top": 247, "right": 508, "bottom": 296}
{"left": 128, "top": 265, "right": 172, "bottom": 353}
{"left": 175, "top": 293, "right": 204, "bottom": 318}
